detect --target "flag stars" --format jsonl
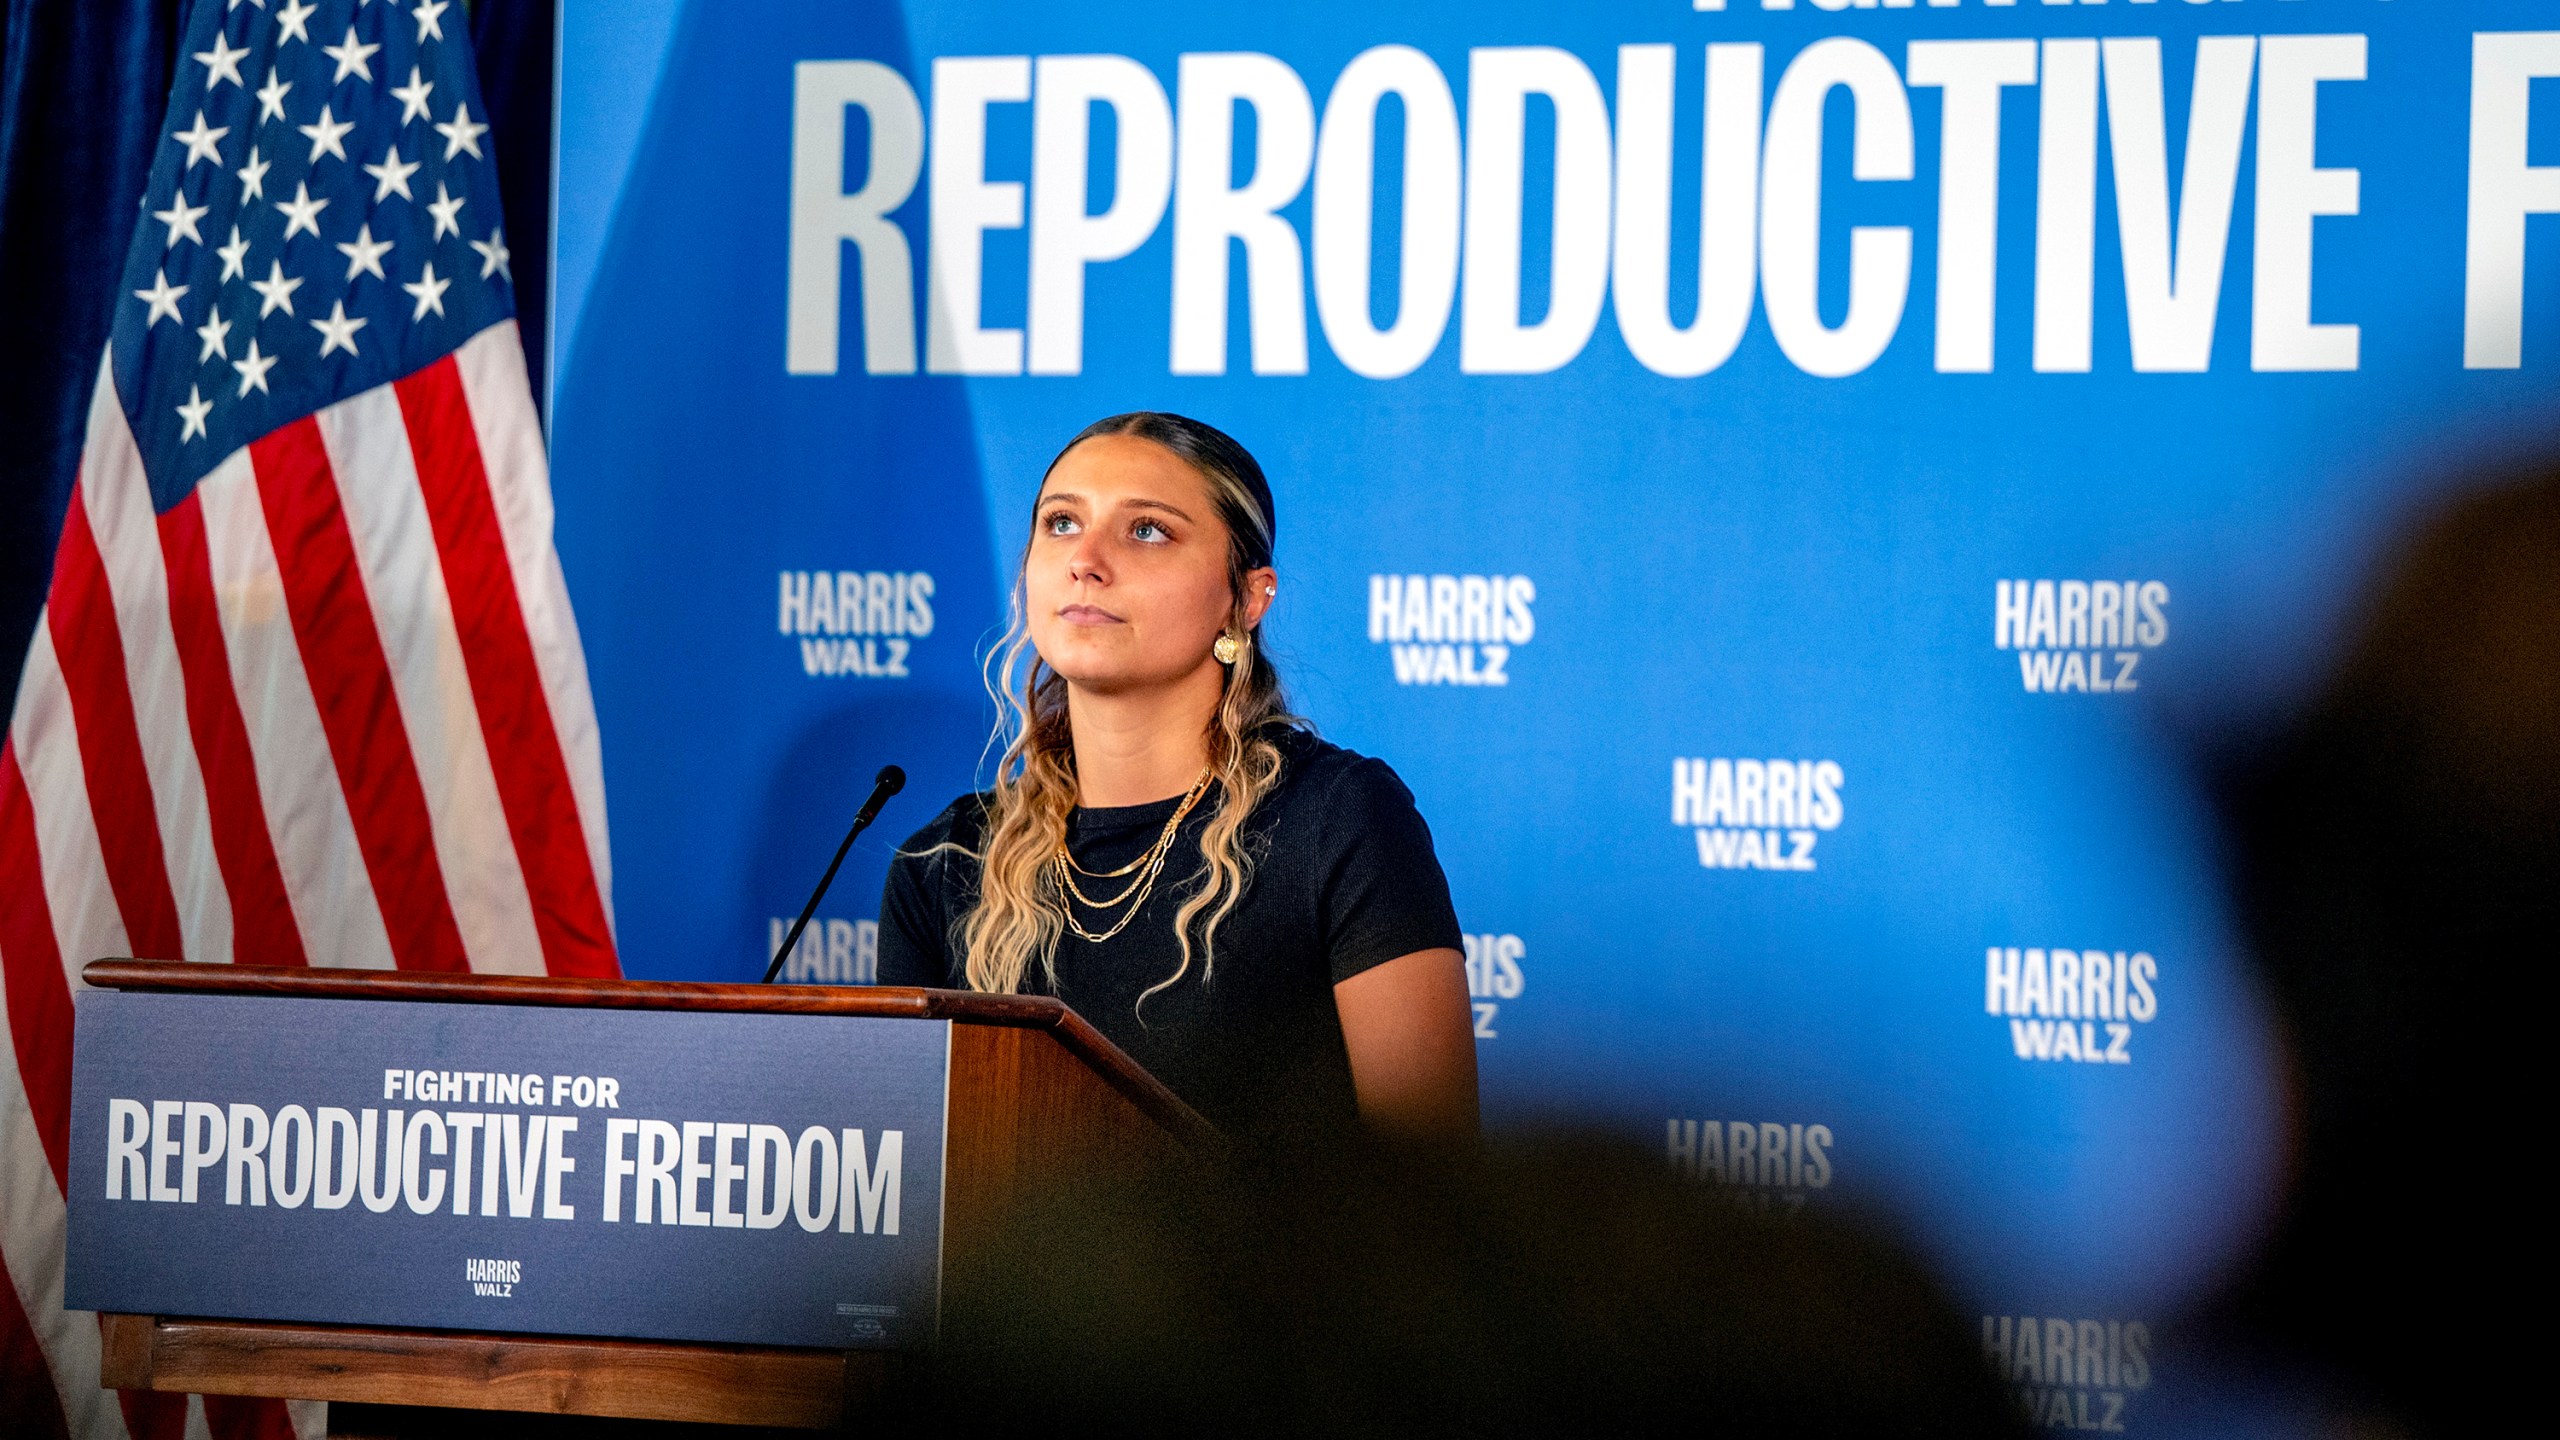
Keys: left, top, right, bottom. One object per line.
{"left": 276, "top": 180, "right": 329, "bottom": 239}
{"left": 300, "top": 104, "right": 353, "bottom": 164}
{"left": 173, "top": 111, "right": 229, "bottom": 169}
{"left": 121, "top": 10, "right": 528, "bottom": 475}
{"left": 232, "top": 336, "right": 278, "bottom": 395}
{"left": 250, "top": 259, "right": 303, "bottom": 317}
{"left": 425, "top": 181, "right": 464, "bottom": 240}
{"left": 311, "top": 299, "right": 368, "bottom": 358}
{"left": 470, "top": 227, "right": 511, "bottom": 282}
{"left": 338, "top": 222, "right": 393, "bottom": 281}
{"left": 217, "top": 225, "right": 252, "bottom": 282}
{"left": 434, "top": 102, "right": 487, "bottom": 161}
{"left": 403, "top": 260, "right": 449, "bottom": 320}
{"left": 324, "top": 27, "right": 381, "bottom": 85}
{"left": 153, "top": 190, "right": 210, "bottom": 248}
{"left": 134, "top": 268, "right": 189, "bottom": 326}
{"left": 237, "top": 145, "right": 270, "bottom": 202}
{"left": 391, "top": 68, "right": 434, "bottom": 125}
{"left": 196, "top": 309, "right": 233, "bottom": 363}
{"left": 176, "top": 385, "right": 214, "bottom": 443}
{"left": 194, "top": 32, "right": 249, "bottom": 91}
{"left": 364, "top": 144, "right": 419, "bottom": 202}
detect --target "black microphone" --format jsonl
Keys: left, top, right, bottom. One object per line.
{"left": 763, "top": 764, "right": 906, "bottom": 984}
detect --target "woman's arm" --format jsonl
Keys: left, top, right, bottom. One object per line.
{"left": 1334, "top": 947, "right": 1479, "bottom": 1141}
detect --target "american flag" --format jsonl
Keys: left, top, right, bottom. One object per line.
{"left": 0, "top": 2, "right": 617, "bottom": 1435}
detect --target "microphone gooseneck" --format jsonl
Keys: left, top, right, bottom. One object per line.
{"left": 764, "top": 765, "right": 906, "bottom": 984}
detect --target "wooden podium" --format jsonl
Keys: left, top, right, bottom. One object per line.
{"left": 80, "top": 960, "right": 1218, "bottom": 1435}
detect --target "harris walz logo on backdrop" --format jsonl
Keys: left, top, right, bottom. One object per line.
{"left": 1994, "top": 581, "right": 2169, "bottom": 695}
{"left": 767, "top": 916, "right": 879, "bottom": 985}
{"left": 1986, "top": 947, "right": 2159, "bottom": 1065}
{"left": 1670, "top": 758, "right": 1844, "bottom": 871}
{"left": 779, "top": 569, "right": 936, "bottom": 677}
{"left": 1367, "top": 574, "right": 1535, "bottom": 686}
{"left": 1983, "top": 1316, "right": 2153, "bottom": 1434}
{"left": 1461, "top": 931, "right": 1526, "bottom": 1039}
{"left": 1665, "top": 1118, "right": 1834, "bottom": 1215}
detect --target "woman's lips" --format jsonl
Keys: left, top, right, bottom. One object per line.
{"left": 1057, "top": 604, "right": 1123, "bottom": 626}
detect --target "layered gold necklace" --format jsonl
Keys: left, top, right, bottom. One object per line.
{"left": 1053, "top": 768, "right": 1213, "bottom": 943}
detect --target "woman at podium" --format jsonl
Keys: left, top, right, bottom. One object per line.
{"left": 878, "top": 412, "right": 1477, "bottom": 1148}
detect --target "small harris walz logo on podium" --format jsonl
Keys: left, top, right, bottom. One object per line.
{"left": 466, "top": 1256, "right": 521, "bottom": 1298}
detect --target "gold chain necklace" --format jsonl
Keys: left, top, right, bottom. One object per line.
{"left": 1057, "top": 770, "right": 1209, "bottom": 880}
{"left": 1059, "top": 768, "right": 1210, "bottom": 891}
{"left": 1055, "top": 769, "right": 1211, "bottom": 943}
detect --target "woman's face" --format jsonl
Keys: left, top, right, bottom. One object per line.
{"left": 1025, "top": 434, "right": 1274, "bottom": 695}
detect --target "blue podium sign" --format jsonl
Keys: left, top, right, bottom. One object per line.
{"left": 66, "top": 990, "right": 949, "bottom": 1349}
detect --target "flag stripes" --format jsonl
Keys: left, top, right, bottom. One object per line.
{"left": 0, "top": 747, "right": 76, "bottom": 1189}
{"left": 249, "top": 415, "right": 473, "bottom": 974}
{"left": 75, "top": 386, "right": 234, "bottom": 973}
{"left": 1, "top": 986, "right": 88, "bottom": 1438}
{"left": 312, "top": 386, "right": 542, "bottom": 978}
{"left": 13, "top": 633, "right": 134, "bottom": 996}
{"left": 196, "top": 455, "right": 399, "bottom": 976}
{"left": 154, "top": 494, "right": 307, "bottom": 971}
{"left": 449, "top": 335, "right": 616, "bottom": 920}
{"left": 396, "top": 361, "right": 614, "bottom": 978}
{"left": 0, "top": 1247, "right": 71, "bottom": 1440}
{"left": 199, "top": 1396, "right": 295, "bottom": 1440}
{"left": 44, "top": 495, "right": 186, "bottom": 965}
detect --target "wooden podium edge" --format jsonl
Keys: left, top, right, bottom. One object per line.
{"left": 97, "top": 1312, "right": 878, "bottom": 1427}
{"left": 80, "top": 960, "right": 1221, "bottom": 1154}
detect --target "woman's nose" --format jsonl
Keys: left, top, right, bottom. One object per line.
{"left": 1065, "top": 532, "right": 1107, "bottom": 585}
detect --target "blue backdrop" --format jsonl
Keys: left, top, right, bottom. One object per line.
{"left": 547, "top": 0, "right": 2560, "bottom": 1415}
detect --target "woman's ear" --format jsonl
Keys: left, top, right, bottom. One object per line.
{"left": 1242, "top": 567, "right": 1278, "bottom": 629}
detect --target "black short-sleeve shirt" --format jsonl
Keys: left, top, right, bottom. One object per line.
{"left": 876, "top": 728, "right": 1462, "bottom": 1144}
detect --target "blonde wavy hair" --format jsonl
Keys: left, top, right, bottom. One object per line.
{"left": 955, "top": 413, "right": 1296, "bottom": 1005}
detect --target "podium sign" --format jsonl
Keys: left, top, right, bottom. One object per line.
{"left": 66, "top": 989, "right": 949, "bottom": 1349}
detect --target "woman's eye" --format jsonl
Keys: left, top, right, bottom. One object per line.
{"left": 1043, "top": 511, "right": 1080, "bottom": 535}
{"left": 1130, "top": 518, "right": 1170, "bottom": 543}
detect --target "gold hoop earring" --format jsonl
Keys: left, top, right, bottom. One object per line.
{"left": 1212, "top": 632, "right": 1242, "bottom": 665}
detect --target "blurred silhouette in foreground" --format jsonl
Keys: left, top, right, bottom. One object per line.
{"left": 2206, "top": 464, "right": 2557, "bottom": 1436}
{"left": 920, "top": 1136, "right": 2026, "bottom": 1439}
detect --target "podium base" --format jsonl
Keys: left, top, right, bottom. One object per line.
{"left": 324, "top": 1402, "right": 832, "bottom": 1438}
{"left": 101, "top": 1314, "right": 881, "bottom": 1429}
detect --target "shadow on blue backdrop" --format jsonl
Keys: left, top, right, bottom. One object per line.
{"left": 550, "top": 0, "right": 1002, "bottom": 984}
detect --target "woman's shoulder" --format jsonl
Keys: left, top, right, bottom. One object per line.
{"left": 893, "top": 789, "right": 996, "bottom": 861}
{"left": 1268, "top": 726, "right": 1422, "bottom": 814}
